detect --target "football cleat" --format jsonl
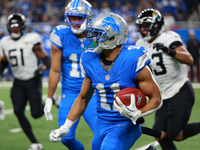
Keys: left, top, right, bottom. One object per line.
{"left": 28, "top": 143, "right": 43, "bottom": 150}
{"left": 146, "top": 144, "right": 158, "bottom": 150}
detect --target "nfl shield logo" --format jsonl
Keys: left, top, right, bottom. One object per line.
{"left": 62, "top": 94, "right": 65, "bottom": 98}
{"left": 105, "top": 75, "right": 110, "bottom": 80}
{"left": 81, "top": 43, "right": 84, "bottom": 48}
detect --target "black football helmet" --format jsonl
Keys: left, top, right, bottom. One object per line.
{"left": 6, "top": 13, "right": 26, "bottom": 39}
{"left": 135, "top": 8, "right": 164, "bottom": 41}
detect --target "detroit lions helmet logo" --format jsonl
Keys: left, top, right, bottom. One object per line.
{"left": 101, "top": 16, "right": 124, "bottom": 34}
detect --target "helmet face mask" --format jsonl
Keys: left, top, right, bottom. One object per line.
{"left": 87, "top": 27, "right": 108, "bottom": 42}
{"left": 136, "top": 8, "right": 164, "bottom": 41}
{"left": 65, "top": 0, "right": 93, "bottom": 35}
{"left": 86, "top": 12, "right": 128, "bottom": 53}
{"left": 7, "top": 13, "right": 26, "bottom": 39}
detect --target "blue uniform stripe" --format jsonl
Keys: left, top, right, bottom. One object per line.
{"left": 72, "top": 0, "right": 80, "bottom": 10}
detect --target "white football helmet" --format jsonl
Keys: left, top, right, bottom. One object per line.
{"left": 65, "top": 0, "right": 93, "bottom": 35}
{"left": 135, "top": 8, "right": 165, "bottom": 41}
{"left": 86, "top": 12, "right": 128, "bottom": 53}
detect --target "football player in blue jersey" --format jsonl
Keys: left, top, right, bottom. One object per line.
{"left": 43, "top": 0, "right": 97, "bottom": 149}
{"left": 48, "top": 12, "right": 162, "bottom": 150}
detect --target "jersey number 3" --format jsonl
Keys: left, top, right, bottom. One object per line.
{"left": 152, "top": 53, "right": 167, "bottom": 75}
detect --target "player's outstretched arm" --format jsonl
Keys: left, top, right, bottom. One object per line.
{"left": 33, "top": 43, "right": 51, "bottom": 76}
{"left": 67, "top": 76, "right": 93, "bottom": 121}
{"left": 44, "top": 44, "right": 62, "bottom": 121}
{"left": 49, "top": 76, "right": 93, "bottom": 142}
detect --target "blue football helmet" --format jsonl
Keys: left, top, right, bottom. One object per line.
{"left": 65, "top": 0, "right": 93, "bottom": 35}
{"left": 86, "top": 12, "right": 128, "bottom": 53}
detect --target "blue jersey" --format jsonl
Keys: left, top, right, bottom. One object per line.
{"left": 81, "top": 45, "right": 150, "bottom": 121}
{"left": 50, "top": 25, "right": 92, "bottom": 91}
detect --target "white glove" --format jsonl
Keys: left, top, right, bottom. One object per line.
{"left": 49, "top": 119, "right": 74, "bottom": 142}
{"left": 49, "top": 126, "right": 69, "bottom": 142}
{"left": 44, "top": 98, "right": 53, "bottom": 121}
{"left": 114, "top": 94, "right": 141, "bottom": 124}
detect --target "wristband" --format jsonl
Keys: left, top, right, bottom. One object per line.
{"left": 62, "top": 119, "right": 75, "bottom": 129}
{"left": 168, "top": 49, "right": 176, "bottom": 57}
{"left": 46, "top": 98, "right": 53, "bottom": 104}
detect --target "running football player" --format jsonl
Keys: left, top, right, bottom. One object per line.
{"left": 136, "top": 8, "right": 200, "bottom": 150}
{"left": 48, "top": 12, "right": 162, "bottom": 150}
{"left": 0, "top": 13, "right": 50, "bottom": 150}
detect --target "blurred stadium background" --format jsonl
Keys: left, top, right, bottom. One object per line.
{"left": 0, "top": 0, "right": 200, "bottom": 82}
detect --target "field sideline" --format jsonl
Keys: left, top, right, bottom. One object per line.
{"left": 0, "top": 81, "right": 200, "bottom": 150}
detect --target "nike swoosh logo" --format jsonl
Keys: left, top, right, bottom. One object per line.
{"left": 118, "top": 124, "right": 127, "bottom": 127}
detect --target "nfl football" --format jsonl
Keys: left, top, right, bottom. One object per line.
{"left": 115, "top": 87, "right": 147, "bottom": 109}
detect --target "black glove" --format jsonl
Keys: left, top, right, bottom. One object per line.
{"left": 153, "top": 43, "right": 169, "bottom": 53}
{"left": 153, "top": 43, "right": 176, "bottom": 57}
{"left": 34, "top": 67, "right": 45, "bottom": 76}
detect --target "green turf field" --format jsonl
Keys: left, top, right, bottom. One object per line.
{"left": 0, "top": 82, "right": 200, "bottom": 150}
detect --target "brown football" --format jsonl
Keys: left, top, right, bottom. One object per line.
{"left": 115, "top": 87, "right": 147, "bottom": 109}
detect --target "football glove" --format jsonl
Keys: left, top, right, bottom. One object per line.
{"left": 153, "top": 43, "right": 169, "bottom": 53}
{"left": 34, "top": 66, "right": 45, "bottom": 76}
{"left": 49, "top": 119, "right": 74, "bottom": 142}
{"left": 44, "top": 98, "right": 53, "bottom": 121}
{"left": 153, "top": 43, "right": 176, "bottom": 57}
{"left": 114, "top": 94, "right": 141, "bottom": 124}
{"left": 49, "top": 126, "right": 69, "bottom": 142}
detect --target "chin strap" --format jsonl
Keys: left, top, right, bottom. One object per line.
{"left": 71, "top": 18, "right": 87, "bottom": 35}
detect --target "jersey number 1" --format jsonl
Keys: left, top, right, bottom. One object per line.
{"left": 69, "top": 53, "right": 84, "bottom": 77}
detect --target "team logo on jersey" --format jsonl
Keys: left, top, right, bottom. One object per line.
{"left": 81, "top": 43, "right": 84, "bottom": 48}
{"left": 101, "top": 16, "right": 124, "bottom": 34}
{"left": 105, "top": 74, "right": 110, "bottom": 80}
{"left": 62, "top": 94, "right": 65, "bottom": 98}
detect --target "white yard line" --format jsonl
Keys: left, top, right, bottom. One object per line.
{"left": 9, "top": 128, "right": 22, "bottom": 133}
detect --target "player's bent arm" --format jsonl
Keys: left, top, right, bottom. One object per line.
{"left": 48, "top": 44, "right": 62, "bottom": 98}
{"left": 0, "top": 51, "right": 8, "bottom": 74}
{"left": 33, "top": 43, "right": 51, "bottom": 70}
{"left": 174, "top": 45, "right": 193, "bottom": 65}
{"left": 136, "top": 66, "right": 162, "bottom": 116}
{"left": 67, "top": 76, "right": 93, "bottom": 122}
{"left": 44, "top": 44, "right": 62, "bottom": 121}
